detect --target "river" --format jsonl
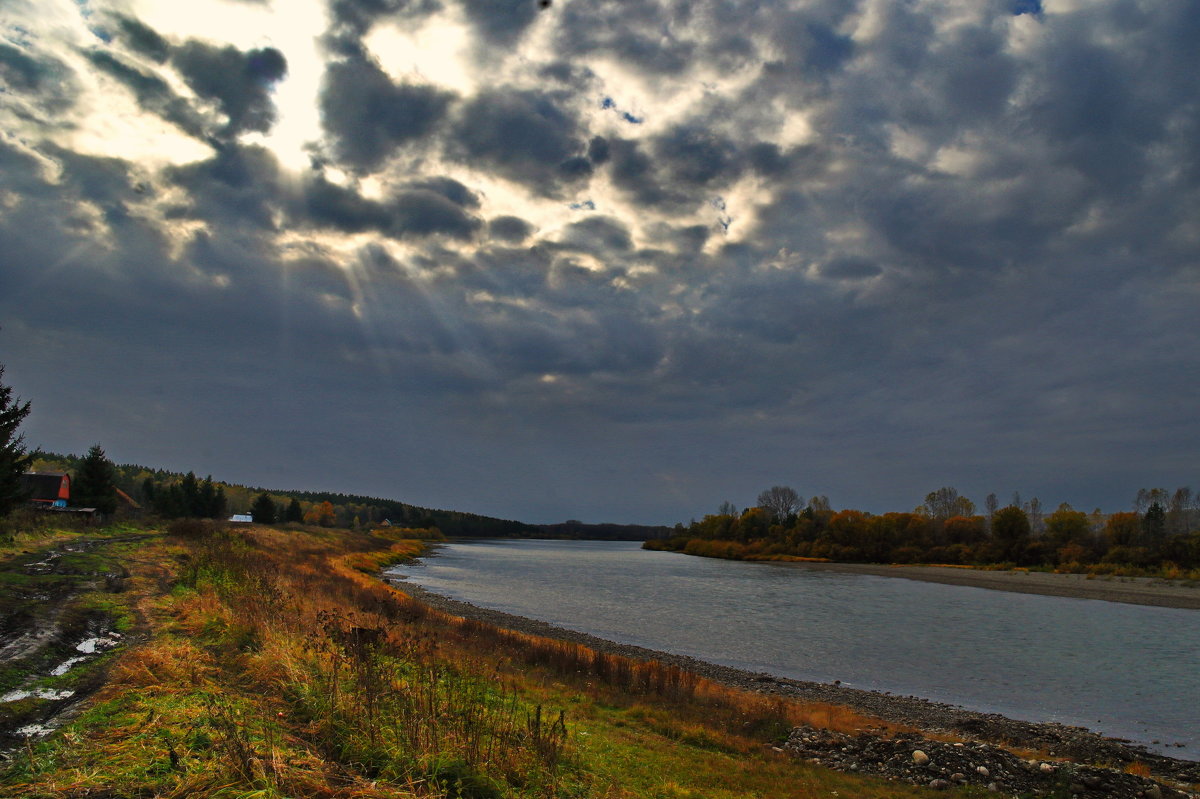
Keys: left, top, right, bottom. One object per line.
{"left": 385, "top": 539, "right": 1199, "bottom": 758}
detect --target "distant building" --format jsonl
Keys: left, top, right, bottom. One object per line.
{"left": 115, "top": 487, "right": 141, "bottom": 510}
{"left": 20, "top": 472, "right": 70, "bottom": 508}
{"left": 229, "top": 514, "right": 253, "bottom": 524}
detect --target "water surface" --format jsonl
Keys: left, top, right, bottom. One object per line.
{"left": 387, "top": 539, "right": 1199, "bottom": 758}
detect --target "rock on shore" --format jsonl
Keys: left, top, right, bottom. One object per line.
{"left": 786, "top": 726, "right": 1194, "bottom": 799}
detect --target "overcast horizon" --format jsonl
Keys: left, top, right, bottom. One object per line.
{"left": 2, "top": 0, "right": 1198, "bottom": 525}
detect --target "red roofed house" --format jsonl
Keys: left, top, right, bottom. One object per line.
{"left": 21, "top": 472, "right": 71, "bottom": 508}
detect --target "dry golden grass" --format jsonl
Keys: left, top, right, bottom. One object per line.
{"left": 4, "top": 525, "right": 953, "bottom": 799}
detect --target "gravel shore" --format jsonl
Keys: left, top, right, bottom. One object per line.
{"left": 768, "top": 561, "right": 1200, "bottom": 610}
{"left": 386, "top": 576, "right": 1200, "bottom": 794}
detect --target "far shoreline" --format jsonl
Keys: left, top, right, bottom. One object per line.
{"left": 762, "top": 559, "right": 1200, "bottom": 610}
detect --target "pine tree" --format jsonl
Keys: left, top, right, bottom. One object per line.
{"left": 0, "top": 364, "right": 34, "bottom": 516}
{"left": 251, "top": 493, "right": 276, "bottom": 524}
{"left": 285, "top": 498, "right": 303, "bottom": 523}
{"left": 73, "top": 444, "right": 118, "bottom": 515}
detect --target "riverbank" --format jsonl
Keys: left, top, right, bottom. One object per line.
{"left": 389, "top": 578, "right": 1200, "bottom": 791}
{"left": 769, "top": 561, "right": 1200, "bottom": 609}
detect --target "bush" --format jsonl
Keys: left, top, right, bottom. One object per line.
{"left": 167, "top": 518, "right": 223, "bottom": 540}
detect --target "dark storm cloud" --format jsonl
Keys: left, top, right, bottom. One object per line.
{"left": 554, "top": 0, "right": 694, "bottom": 75}
{"left": 0, "top": 41, "right": 78, "bottom": 116}
{"left": 602, "top": 127, "right": 746, "bottom": 213}
{"left": 487, "top": 216, "right": 534, "bottom": 243}
{"left": 109, "top": 14, "right": 170, "bottom": 63}
{"left": 819, "top": 256, "right": 882, "bottom": 281}
{"left": 448, "top": 88, "right": 588, "bottom": 193}
{"left": 319, "top": 56, "right": 454, "bottom": 172}
{"left": 405, "top": 176, "right": 479, "bottom": 209}
{"left": 170, "top": 41, "right": 287, "bottom": 137}
{"left": 0, "top": 42, "right": 65, "bottom": 92}
{"left": 605, "top": 138, "right": 688, "bottom": 210}
{"left": 651, "top": 124, "right": 744, "bottom": 188}
{"left": 457, "top": 0, "right": 539, "bottom": 48}
{"left": 300, "top": 176, "right": 480, "bottom": 240}
{"left": 389, "top": 188, "right": 482, "bottom": 238}
{"left": 558, "top": 216, "right": 632, "bottom": 254}
{"left": 166, "top": 144, "right": 286, "bottom": 231}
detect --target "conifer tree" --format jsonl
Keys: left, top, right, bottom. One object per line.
{"left": 285, "top": 498, "right": 303, "bottom": 523}
{"left": 0, "top": 364, "right": 33, "bottom": 516}
{"left": 73, "top": 444, "right": 118, "bottom": 515}
{"left": 251, "top": 493, "right": 276, "bottom": 524}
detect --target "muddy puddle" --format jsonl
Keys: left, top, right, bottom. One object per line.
{"left": 0, "top": 535, "right": 141, "bottom": 756}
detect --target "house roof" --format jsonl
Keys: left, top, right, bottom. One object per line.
{"left": 20, "top": 472, "right": 70, "bottom": 502}
{"left": 115, "top": 487, "right": 141, "bottom": 509}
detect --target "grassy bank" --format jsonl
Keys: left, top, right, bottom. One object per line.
{"left": 2, "top": 522, "right": 951, "bottom": 798}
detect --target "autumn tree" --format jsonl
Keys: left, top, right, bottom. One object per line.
{"left": 991, "top": 505, "right": 1031, "bottom": 563}
{"left": 73, "top": 444, "right": 118, "bottom": 515}
{"left": 304, "top": 500, "right": 336, "bottom": 527}
{"left": 943, "top": 515, "right": 985, "bottom": 546}
{"left": 251, "top": 493, "right": 276, "bottom": 524}
{"left": 756, "top": 485, "right": 801, "bottom": 523}
{"left": 1045, "top": 504, "right": 1092, "bottom": 562}
{"left": 0, "top": 364, "right": 33, "bottom": 517}
{"left": 921, "top": 486, "right": 975, "bottom": 521}
{"left": 1104, "top": 512, "right": 1142, "bottom": 548}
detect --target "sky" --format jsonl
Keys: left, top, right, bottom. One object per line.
{"left": 1, "top": 0, "right": 1198, "bottom": 525}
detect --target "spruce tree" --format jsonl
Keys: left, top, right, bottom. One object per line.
{"left": 251, "top": 493, "right": 276, "bottom": 524}
{"left": 0, "top": 364, "right": 33, "bottom": 516}
{"left": 73, "top": 444, "right": 118, "bottom": 515}
{"left": 285, "top": 498, "right": 303, "bottom": 523}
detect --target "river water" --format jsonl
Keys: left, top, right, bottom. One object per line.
{"left": 386, "top": 539, "right": 1199, "bottom": 758}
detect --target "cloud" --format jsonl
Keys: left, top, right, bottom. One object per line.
{"left": 3, "top": 0, "right": 1200, "bottom": 523}
{"left": 448, "top": 88, "right": 588, "bottom": 193}
{"left": 170, "top": 41, "right": 287, "bottom": 137}
{"left": 487, "top": 215, "right": 534, "bottom": 243}
{"left": 457, "top": 0, "right": 540, "bottom": 48}
{"left": 83, "top": 50, "right": 209, "bottom": 140}
{"left": 819, "top": 256, "right": 882, "bottom": 281}
{"left": 0, "top": 41, "right": 79, "bottom": 119}
{"left": 300, "top": 175, "right": 480, "bottom": 240}
{"left": 319, "top": 55, "right": 454, "bottom": 171}
{"left": 108, "top": 13, "right": 171, "bottom": 63}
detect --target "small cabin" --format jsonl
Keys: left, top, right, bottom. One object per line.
{"left": 229, "top": 514, "right": 253, "bottom": 524}
{"left": 21, "top": 472, "right": 70, "bottom": 508}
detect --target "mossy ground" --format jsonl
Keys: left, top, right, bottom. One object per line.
{"left": 1, "top": 522, "right": 961, "bottom": 798}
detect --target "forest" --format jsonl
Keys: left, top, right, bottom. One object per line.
{"left": 646, "top": 486, "right": 1200, "bottom": 576}
{"left": 26, "top": 450, "right": 535, "bottom": 537}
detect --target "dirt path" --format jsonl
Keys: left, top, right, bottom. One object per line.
{"left": 0, "top": 533, "right": 153, "bottom": 757}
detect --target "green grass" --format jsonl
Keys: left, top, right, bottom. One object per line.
{"left": 2, "top": 524, "right": 964, "bottom": 799}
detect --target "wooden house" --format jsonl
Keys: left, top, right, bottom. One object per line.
{"left": 21, "top": 472, "right": 71, "bottom": 508}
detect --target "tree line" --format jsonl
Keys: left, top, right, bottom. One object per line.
{"left": 21, "top": 449, "right": 534, "bottom": 535}
{"left": 646, "top": 485, "right": 1200, "bottom": 575}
